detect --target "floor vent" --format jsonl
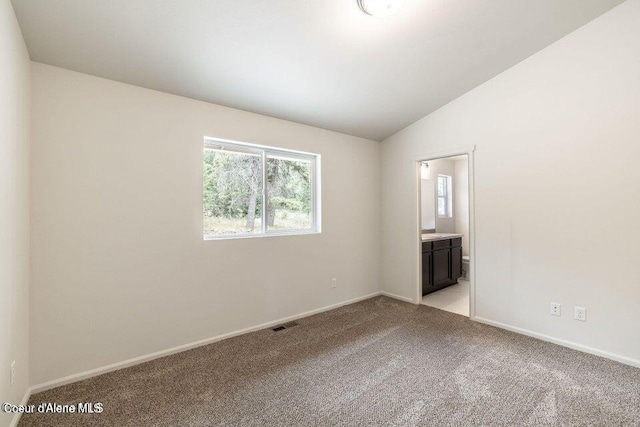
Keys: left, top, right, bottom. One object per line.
{"left": 272, "top": 321, "right": 299, "bottom": 332}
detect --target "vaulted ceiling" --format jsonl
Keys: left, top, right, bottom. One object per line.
{"left": 12, "top": 0, "right": 625, "bottom": 140}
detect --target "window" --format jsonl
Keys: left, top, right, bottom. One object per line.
{"left": 203, "top": 138, "right": 320, "bottom": 239}
{"left": 437, "top": 175, "right": 452, "bottom": 218}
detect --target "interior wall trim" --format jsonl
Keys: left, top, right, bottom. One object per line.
{"left": 380, "top": 291, "right": 415, "bottom": 303}
{"left": 25, "top": 291, "right": 638, "bottom": 410}
{"left": 473, "top": 316, "right": 640, "bottom": 369}
{"left": 414, "top": 145, "right": 477, "bottom": 318}
{"left": 30, "top": 291, "right": 383, "bottom": 394}
{"left": 9, "top": 385, "right": 32, "bottom": 427}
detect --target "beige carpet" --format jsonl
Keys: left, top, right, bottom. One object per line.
{"left": 20, "top": 296, "right": 640, "bottom": 426}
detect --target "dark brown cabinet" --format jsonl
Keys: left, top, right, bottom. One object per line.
{"left": 421, "top": 237, "right": 463, "bottom": 296}
{"left": 421, "top": 250, "right": 432, "bottom": 295}
{"left": 451, "top": 246, "right": 462, "bottom": 279}
{"left": 432, "top": 249, "right": 450, "bottom": 287}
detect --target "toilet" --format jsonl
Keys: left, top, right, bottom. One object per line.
{"left": 462, "top": 255, "right": 470, "bottom": 279}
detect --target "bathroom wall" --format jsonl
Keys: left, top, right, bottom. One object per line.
{"left": 421, "top": 158, "right": 455, "bottom": 233}
{"left": 420, "top": 179, "right": 436, "bottom": 231}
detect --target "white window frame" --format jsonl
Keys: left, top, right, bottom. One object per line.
{"left": 437, "top": 174, "right": 453, "bottom": 218}
{"left": 203, "top": 137, "right": 321, "bottom": 240}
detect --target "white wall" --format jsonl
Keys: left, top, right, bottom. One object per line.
{"left": 454, "top": 158, "right": 469, "bottom": 256}
{"left": 30, "top": 63, "right": 381, "bottom": 386}
{"left": 381, "top": 0, "right": 640, "bottom": 364}
{"left": 0, "top": 0, "right": 30, "bottom": 424}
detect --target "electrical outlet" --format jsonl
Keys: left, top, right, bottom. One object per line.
{"left": 574, "top": 306, "right": 587, "bottom": 322}
{"left": 10, "top": 361, "right": 15, "bottom": 386}
{"left": 550, "top": 303, "right": 561, "bottom": 316}
{"left": 331, "top": 278, "right": 337, "bottom": 288}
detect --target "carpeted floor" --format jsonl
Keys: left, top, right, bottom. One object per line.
{"left": 20, "top": 296, "right": 640, "bottom": 426}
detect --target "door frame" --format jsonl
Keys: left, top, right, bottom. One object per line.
{"left": 415, "top": 146, "right": 476, "bottom": 319}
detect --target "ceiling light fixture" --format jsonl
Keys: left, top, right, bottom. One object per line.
{"left": 357, "top": 0, "right": 405, "bottom": 18}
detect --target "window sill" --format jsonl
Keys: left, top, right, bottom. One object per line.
{"left": 203, "top": 230, "right": 321, "bottom": 241}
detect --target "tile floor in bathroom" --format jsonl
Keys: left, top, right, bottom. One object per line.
{"left": 421, "top": 279, "right": 469, "bottom": 317}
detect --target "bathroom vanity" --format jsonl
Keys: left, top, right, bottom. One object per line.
{"left": 421, "top": 234, "right": 463, "bottom": 296}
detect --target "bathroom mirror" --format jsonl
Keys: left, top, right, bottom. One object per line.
{"left": 421, "top": 178, "right": 436, "bottom": 232}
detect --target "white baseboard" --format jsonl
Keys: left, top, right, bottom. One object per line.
{"left": 474, "top": 316, "right": 640, "bottom": 369}
{"left": 9, "top": 386, "right": 32, "bottom": 427}
{"left": 380, "top": 291, "right": 415, "bottom": 304}
{"left": 30, "top": 291, "right": 383, "bottom": 394}
{"left": 29, "top": 293, "right": 637, "bottom": 401}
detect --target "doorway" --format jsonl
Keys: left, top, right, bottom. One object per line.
{"left": 416, "top": 148, "right": 475, "bottom": 318}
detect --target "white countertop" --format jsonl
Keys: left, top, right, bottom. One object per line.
{"left": 421, "top": 233, "right": 463, "bottom": 242}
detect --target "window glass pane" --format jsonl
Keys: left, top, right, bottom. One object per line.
{"left": 438, "top": 197, "right": 446, "bottom": 217}
{"left": 438, "top": 176, "right": 445, "bottom": 196}
{"left": 266, "top": 155, "right": 312, "bottom": 231}
{"left": 203, "top": 148, "right": 262, "bottom": 235}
